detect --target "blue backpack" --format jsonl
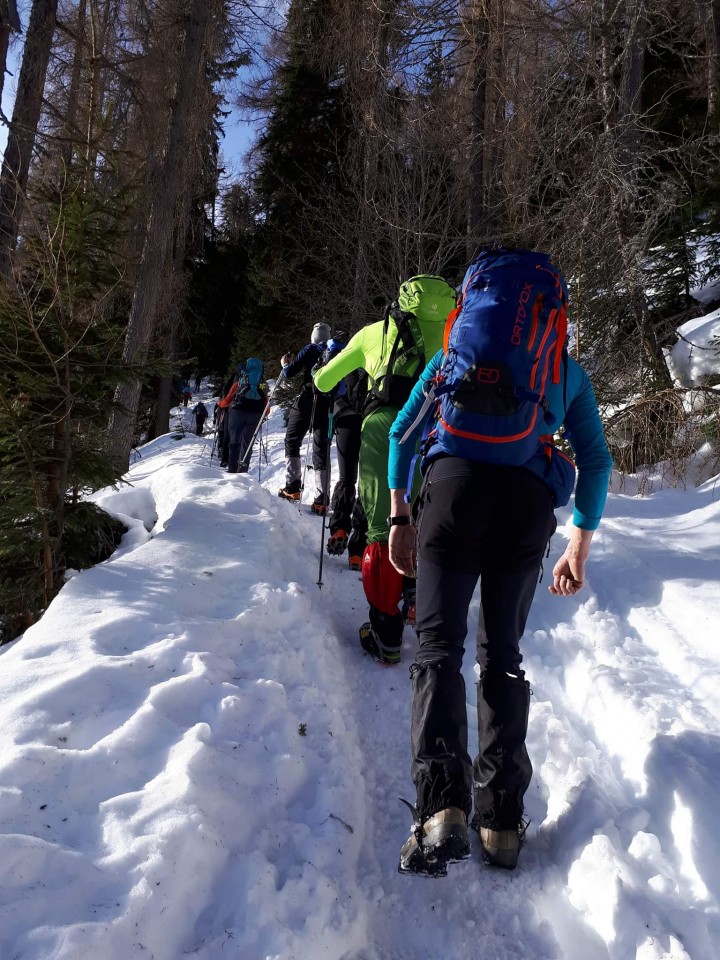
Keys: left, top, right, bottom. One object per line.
{"left": 421, "top": 249, "right": 574, "bottom": 495}
{"left": 243, "top": 358, "right": 264, "bottom": 400}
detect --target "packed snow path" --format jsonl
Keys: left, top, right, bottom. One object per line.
{"left": 1, "top": 392, "right": 719, "bottom": 960}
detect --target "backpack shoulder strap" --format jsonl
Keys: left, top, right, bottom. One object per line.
{"left": 370, "top": 305, "right": 423, "bottom": 406}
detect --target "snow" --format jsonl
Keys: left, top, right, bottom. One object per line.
{"left": 1, "top": 384, "right": 720, "bottom": 960}
{"left": 666, "top": 309, "right": 720, "bottom": 388}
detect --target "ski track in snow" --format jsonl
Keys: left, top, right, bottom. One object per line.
{"left": 0, "top": 398, "right": 718, "bottom": 960}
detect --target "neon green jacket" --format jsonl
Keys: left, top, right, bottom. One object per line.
{"left": 313, "top": 314, "right": 447, "bottom": 398}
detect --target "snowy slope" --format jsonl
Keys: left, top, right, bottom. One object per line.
{"left": 0, "top": 388, "right": 719, "bottom": 960}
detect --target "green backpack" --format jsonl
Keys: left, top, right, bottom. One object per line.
{"left": 369, "top": 275, "right": 457, "bottom": 411}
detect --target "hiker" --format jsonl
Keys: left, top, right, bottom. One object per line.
{"left": 194, "top": 401, "right": 208, "bottom": 436}
{"left": 180, "top": 380, "right": 192, "bottom": 407}
{"left": 321, "top": 345, "right": 367, "bottom": 558}
{"left": 194, "top": 373, "right": 202, "bottom": 392}
{"left": 386, "top": 249, "right": 613, "bottom": 877}
{"left": 216, "top": 362, "right": 247, "bottom": 467}
{"left": 314, "top": 276, "right": 457, "bottom": 665}
{"left": 278, "top": 323, "right": 333, "bottom": 514}
{"left": 226, "top": 358, "right": 267, "bottom": 473}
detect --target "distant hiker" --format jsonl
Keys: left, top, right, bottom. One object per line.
{"left": 180, "top": 381, "right": 192, "bottom": 407}
{"left": 194, "top": 401, "right": 208, "bottom": 436}
{"left": 387, "top": 249, "right": 613, "bottom": 877}
{"left": 325, "top": 361, "right": 367, "bottom": 560}
{"left": 194, "top": 373, "right": 202, "bottom": 392}
{"left": 278, "top": 322, "right": 333, "bottom": 513}
{"left": 314, "top": 276, "right": 457, "bottom": 666}
{"left": 227, "top": 358, "right": 267, "bottom": 473}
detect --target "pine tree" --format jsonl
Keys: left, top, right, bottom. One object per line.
{"left": 250, "top": 0, "right": 351, "bottom": 339}
{"left": 0, "top": 165, "right": 133, "bottom": 640}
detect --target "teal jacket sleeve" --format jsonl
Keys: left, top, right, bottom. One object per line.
{"left": 562, "top": 366, "right": 613, "bottom": 529}
{"left": 388, "top": 350, "right": 444, "bottom": 490}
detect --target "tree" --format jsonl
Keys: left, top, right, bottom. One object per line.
{"left": 0, "top": 0, "right": 21, "bottom": 106}
{"left": 0, "top": 0, "right": 59, "bottom": 279}
{"left": 109, "top": 0, "right": 220, "bottom": 470}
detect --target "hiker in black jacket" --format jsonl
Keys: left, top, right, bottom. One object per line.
{"left": 278, "top": 323, "right": 332, "bottom": 513}
{"left": 194, "top": 401, "right": 208, "bottom": 436}
{"left": 326, "top": 366, "right": 367, "bottom": 563}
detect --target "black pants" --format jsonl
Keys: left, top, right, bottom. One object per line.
{"left": 227, "top": 407, "right": 263, "bottom": 472}
{"left": 410, "top": 456, "right": 556, "bottom": 825}
{"left": 348, "top": 496, "right": 368, "bottom": 559}
{"left": 284, "top": 388, "right": 330, "bottom": 470}
{"left": 329, "top": 415, "right": 361, "bottom": 534}
{"left": 195, "top": 415, "right": 206, "bottom": 436}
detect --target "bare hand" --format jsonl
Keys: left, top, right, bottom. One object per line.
{"left": 281, "top": 353, "right": 294, "bottom": 367}
{"left": 548, "top": 550, "right": 586, "bottom": 596}
{"left": 389, "top": 524, "right": 416, "bottom": 577}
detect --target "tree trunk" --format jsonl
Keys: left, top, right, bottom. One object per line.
{"left": 350, "top": 6, "right": 391, "bottom": 326}
{"left": 109, "top": 0, "right": 213, "bottom": 469}
{"left": 60, "top": 0, "right": 86, "bottom": 169}
{"left": 0, "top": 1, "right": 21, "bottom": 106}
{"left": 464, "top": 0, "right": 491, "bottom": 258}
{"left": 0, "top": 0, "right": 58, "bottom": 280}
{"left": 705, "top": 0, "right": 720, "bottom": 131}
{"left": 482, "top": 0, "right": 504, "bottom": 234}
{"left": 615, "top": 0, "right": 672, "bottom": 387}
{"left": 153, "top": 214, "right": 191, "bottom": 439}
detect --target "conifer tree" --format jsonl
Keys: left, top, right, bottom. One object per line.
{"left": 0, "top": 161, "right": 133, "bottom": 640}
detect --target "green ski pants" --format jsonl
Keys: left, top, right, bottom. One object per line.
{"left": 358, "top": 406, "right": 422, "bottom": 544}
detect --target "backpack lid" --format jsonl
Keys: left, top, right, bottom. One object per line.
{"left": 244, "top": 357, "right": 264, "bottom": 400}
{"left": 397, "top": 275, "right": 457, "bottom": 325}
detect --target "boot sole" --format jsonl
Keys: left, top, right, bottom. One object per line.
{"left": 326, "top": 539, "right": 348, "bottom": 555}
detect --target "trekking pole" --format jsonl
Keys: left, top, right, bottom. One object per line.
{"left": 299, "top": 389, "right": 318, "bottom": 508}
{"left": 317, "top": 408, "right": 334, "bottom": 589}
{"left": 211, "top": 406, "right": 226, "bottom": 464}
{"left": 257, "top": 425, "right": 269, "bottom": 478}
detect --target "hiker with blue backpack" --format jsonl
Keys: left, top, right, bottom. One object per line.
{"left": 226, "top": 358, "right": 267, "bottom": 473}
{"left": 387, "top": 249, "right": 613, "bottom": 877}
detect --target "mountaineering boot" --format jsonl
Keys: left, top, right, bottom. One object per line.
{"left": 473, "top": 669, "right": 531, "bottom": 833}
{"left": 359, "top": 622, "right": 401, "bottom": 666}
{"left": 348, "top": 554, "right": 362, "bottom": 571}
{"left": 310, "top": 495, "right": 328, "bottom": 516}
{"left": 398, "top": 805, "right": 471, "bottom": 878}
{"left": 473, "top": 819, "right": 526, "bottom": 870}
{"left": 278, "top": 479, "right": 302, "bottom": 502}
{"left": 326, "top": 529, "right": 349, "bottom": 555}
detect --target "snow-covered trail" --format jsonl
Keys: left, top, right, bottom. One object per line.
{"left": 0, "top": 395, "right": 718, "bottom": 960}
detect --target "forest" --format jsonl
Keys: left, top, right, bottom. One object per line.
{"left": 0, "top": 0, "right": 719, "bottom": 641}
